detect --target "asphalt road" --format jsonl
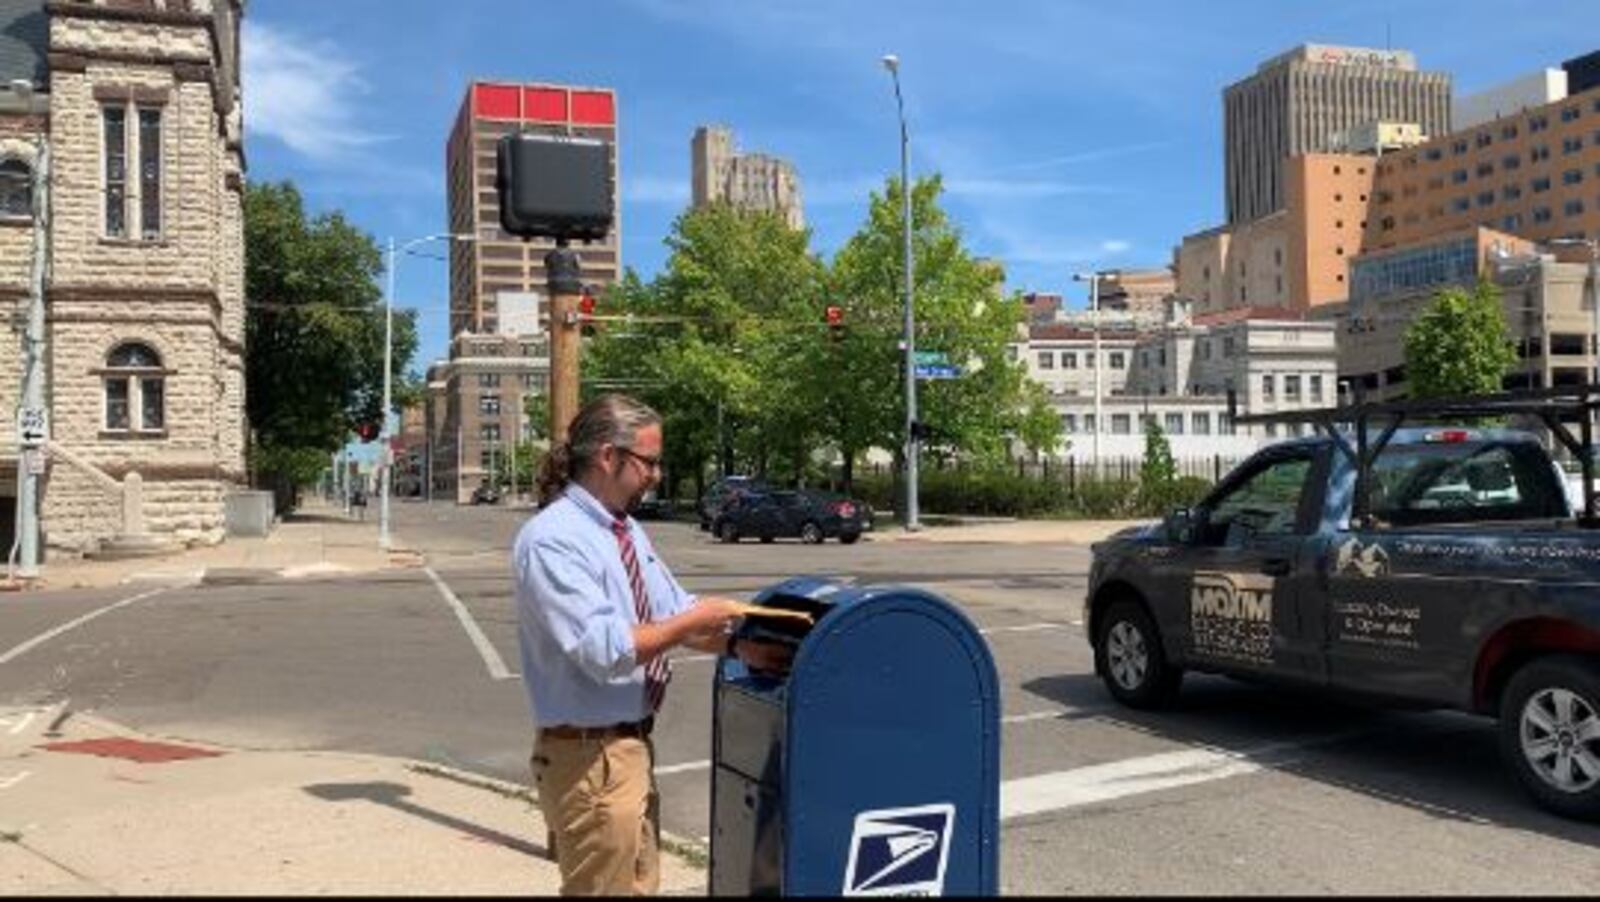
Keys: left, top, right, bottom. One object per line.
{"left": 4, "top": 500, "right": 1599, "bottom": 894}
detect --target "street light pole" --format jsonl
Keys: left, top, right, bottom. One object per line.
{"left": 1073, "top": 271, "right": 1103, "bottom": 472}
{"left": 381, "top": 236, "right": 396, "bottom": 548}
{"left": 380, "top": 232, "right": 475, "bottom": 545}
{"left": 10, "top": 80, "right": 46, "bottom": 580}
{"left": 883, "top": 53, "right": 919, "bottom": 532}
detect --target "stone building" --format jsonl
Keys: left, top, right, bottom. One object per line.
{"left": 0, "top": 0, "right": 246, "bottom": 556}
{"left": 691, "top": 125, "right": 804, "bottom": 229}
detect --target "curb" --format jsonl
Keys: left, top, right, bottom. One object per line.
{"left": 404, "top": 761, "right": 710, "bottom": 870}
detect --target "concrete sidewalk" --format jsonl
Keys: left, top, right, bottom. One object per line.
{"left": 0, "top": 704, "right": 706, "bottom": 895}
{"left": 4, "top": 498, "right": 423, "bottom": 592}
{"left": 867, "top": 518, "right": 1152, "bottom": 546}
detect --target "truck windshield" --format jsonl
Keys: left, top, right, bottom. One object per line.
{"left": 1367, "top": 441, "right": 1568, "bottom": 526}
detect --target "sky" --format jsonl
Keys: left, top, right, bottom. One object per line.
{"left": 243, "top": 0, "right": 1598, "bottom": 374}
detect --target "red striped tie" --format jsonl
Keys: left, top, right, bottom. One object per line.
{"left": 613, "top": 518, "right": 670, "bottom": 713}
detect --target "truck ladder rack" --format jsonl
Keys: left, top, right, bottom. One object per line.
{"left": 1226, "top": 385, "right": 1600, "bottom": 528}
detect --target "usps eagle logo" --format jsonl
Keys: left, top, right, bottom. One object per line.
{"left": 842, "top": 803, "right": 955, "bottom": 896}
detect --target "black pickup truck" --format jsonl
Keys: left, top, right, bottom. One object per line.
{"left": 1085, "top": 389, "right": 1600, "bottom": 820}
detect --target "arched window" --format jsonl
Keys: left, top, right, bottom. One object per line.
{"left": 0, "top": 157, "right": 32, "bottom": 218}
{"left": 104, "top": 342, "right": 165, "bottom": 433}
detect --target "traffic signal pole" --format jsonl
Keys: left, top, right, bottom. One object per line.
{"left": 547, "top": 241, "right": 583, "bottom": 445}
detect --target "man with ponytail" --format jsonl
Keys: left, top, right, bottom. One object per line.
{"left": 515, "top": 393, "right": 768, "bottom": 895}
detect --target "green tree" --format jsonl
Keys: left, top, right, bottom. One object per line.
{"left": 1140, "top": 419, "right": 1177, "bottom": 508}
{"left": 1014, "top": 381, "right": 1065, "bottom": 460}
{"left": 831, "top": 176, "right": 1046, "bottom": 490}
{"left": 587, "top": 205, "right": 827, "bottom": 497}
{"left": 245, "top": 182, "right": 418, "bottom": 508}
{"left": 522, "top": 390, "right": 550, "bottom": 443}
{"left": 1403, "top": 278, "right": 1516, "bottom": 398}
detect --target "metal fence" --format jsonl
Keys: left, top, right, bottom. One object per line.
{"left": 861, "top": 454, "right": 1249, "bottom": 487}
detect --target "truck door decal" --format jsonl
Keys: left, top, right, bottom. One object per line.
{"left": 1190, "top": 571, "right": 1275, "bottom": 665}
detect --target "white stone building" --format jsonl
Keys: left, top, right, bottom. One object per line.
{"left": 1011, "top": 323, "right": 1137, "bottom": 399}
{"left": 0, "top": 0, "right": 245, "bottom": 556}
{"left": 1124, "top": 308, "right": 1339, "bottom": 440}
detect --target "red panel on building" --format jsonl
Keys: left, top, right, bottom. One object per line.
{"left": 524, "top": 87, "right": 567, "bottom": 122}
{"left": 570, "top": 91, "right": 616, "bottom": 125}
{"left": 474, "top": 84, "right": 521, "bottom": 120}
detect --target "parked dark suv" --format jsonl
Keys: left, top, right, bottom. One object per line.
{"left": 712, "top": 488, "right": 864, "bottom": 544}
{"left": 699, "top": 475, "right": 767, "bottom": 531}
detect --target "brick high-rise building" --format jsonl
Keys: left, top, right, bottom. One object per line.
{"left": 0, "top": 0, "right": 246, "bottom": 555}
{"left": 445, "top": 81, "right": 620, "bottom": 339}
{"left": 434, "top": 81, "right": 620, "bottom": 503}
{"left": 1224, "top": 44, "right": 1450, "bottom": 224}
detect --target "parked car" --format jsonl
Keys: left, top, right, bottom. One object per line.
{"left": 633, "top": 487, "right": 669, "bottom": 520}
{"left": 712, "top": 488, "right": 864, "bottom": 544}
{"left": 470, "top": 484, "right": 501, "bottom": 506}
{"left": 699, "top": 475, "right": 767, "bottom": 531}
{"left": 1085, "top": 419, "right": 1600, "bottom": 820}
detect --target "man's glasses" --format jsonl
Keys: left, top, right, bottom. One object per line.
{"left": 617, "top": 447, "right": 662, "bottom": 472}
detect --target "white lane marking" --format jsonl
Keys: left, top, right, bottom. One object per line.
{"left": 5, "top": 712, "right": 36, "bottom": 735}
{"left": 998, "top": 730, "right": 1375, "bottom": 821}
{"left": 979, "top": 623, "right": 1069, "bottom": 636}
{"left": 424, "top": 566, "right": 515, "bottom": 681}
{"left": 1002, "top": 708, "right": 1097, "bottom": 725}
{"left": 0, "top": 586, "right": 172, "bottom": 666}
{"left": 1000, "top": 747, "right": 1264, "bottom": 819}
{"left": 0, "top": 771, "right": 31, "bottom": 790}
{"left": 655, "top": 759, "right": 712, "bottom": 776}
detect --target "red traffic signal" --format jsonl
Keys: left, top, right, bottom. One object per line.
{"left": 356, "top": 421, "right": 380, "bottom": 442}
{"left": 579, "top": 292, "right": 597, "bottom": 319}
{"left": 824, "top": 305, "right": 844, "bottom": 326}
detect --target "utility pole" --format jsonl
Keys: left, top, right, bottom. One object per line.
{"left": 547, "top": 241, "right": 583, "bottom": 444}
{"left": 13, "top": 88, "right": 47, "bottom": 579}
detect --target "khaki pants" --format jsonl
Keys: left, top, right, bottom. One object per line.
{"left": 532, "top": 733, "right": 660, "bottom": 896}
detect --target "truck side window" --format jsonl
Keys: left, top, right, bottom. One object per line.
{"left": 1201, "top": 456, "right": 1314, "bottom": 546}
{"left": 1369, "top": 441, "right": 1566, "bottom": 526}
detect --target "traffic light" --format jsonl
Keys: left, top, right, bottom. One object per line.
{"left": 579, "top": 289, "right": 598, "bottom": 337}
{"left": 825, "top": 304, "right": 844, "bottom": 343}
{"left": 356, "top": 421, "right": 380, "bottom": 442}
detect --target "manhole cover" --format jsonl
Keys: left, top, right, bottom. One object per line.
{"left": 40, "top": 737, "right": 224, "bottom": 764}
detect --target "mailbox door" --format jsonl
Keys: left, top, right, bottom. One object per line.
{"left": 784, "top": 599, "right": 999, "bottom": 896}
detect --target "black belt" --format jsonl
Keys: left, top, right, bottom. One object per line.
{"left": 540, "top": 717, "right": 654, "bottom": 741}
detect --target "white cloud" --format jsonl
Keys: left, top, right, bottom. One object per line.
{"left": 944, "top": 179, "right": 1121, "bottom": 200}
{"left": 243, "top": 21, "right": 390, "bottom": 163}
{"left": 1100, "top": 240, "right": 1132, "bottom": 254}
{"left": 625, "top": 176, "right": 691, "bottom": 205}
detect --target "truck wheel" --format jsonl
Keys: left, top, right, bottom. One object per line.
{"left": 1094, "top": 599, "right": 1182, "bottom": 709}
{"left": 800, "top": 521, "right": 824, "bottom": 544}
{"left": 1499, "top": 655, "right": 1600, "bottom": 821}
{"left": 717, "top": 521, "right": 740, "bottom": 544}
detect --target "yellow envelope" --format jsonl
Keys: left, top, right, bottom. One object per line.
{"left": 731, "top": 603, "right": 814, "bottom": 625}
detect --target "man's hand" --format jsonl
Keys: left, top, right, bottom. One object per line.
{"left": 689, "top": 598, "right": 745, "bottom": 632}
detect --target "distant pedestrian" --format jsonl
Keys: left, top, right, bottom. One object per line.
{"left": 350, "top": 487, "right": 368, "bottom": 521}
{"left": 514, "top": 394, "right": 785, "bottom": 895}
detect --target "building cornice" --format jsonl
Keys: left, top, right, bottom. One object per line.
{"left": 50, "top": 49, "right": 213, "bottom": 78}
{"left": 45, "top": 1, "right": 212, "bottom": 29}
{"left": 50, "top": 285, "right": 222, "bottom": 308}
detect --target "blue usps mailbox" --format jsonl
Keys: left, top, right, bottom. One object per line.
{"left": 710, "top": 577, "right": 1000, "bottom": 896}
